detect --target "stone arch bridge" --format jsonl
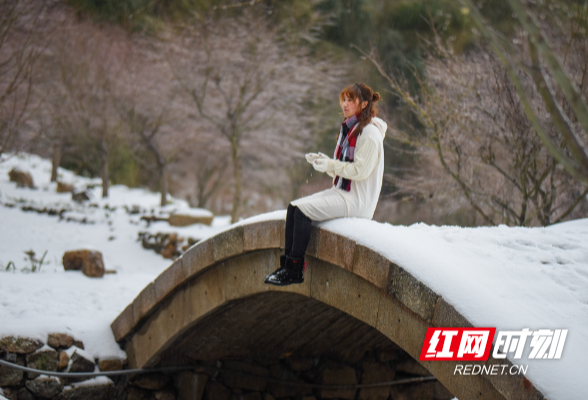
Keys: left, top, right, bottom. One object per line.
{"left": 111, "top": 219, "right": 545, "bottom": 400}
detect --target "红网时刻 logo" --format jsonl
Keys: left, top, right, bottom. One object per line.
{"left": 419, "top": 327, "right": 567, "bottom": 376}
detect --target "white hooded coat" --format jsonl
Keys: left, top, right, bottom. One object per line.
{"left": 291, "top": 117, "right": 387, "bottom": 221}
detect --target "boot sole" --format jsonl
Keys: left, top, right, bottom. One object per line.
{"left": 264, "top": 278, "right": 304, "bottom": 286}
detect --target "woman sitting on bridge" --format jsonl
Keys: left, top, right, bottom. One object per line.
{"left": 264, "top": 83, "right": 387, "bottom": 286}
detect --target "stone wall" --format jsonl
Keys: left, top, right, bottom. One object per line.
{"left": 1, "top": 335, "right": 453, "bottom": 400}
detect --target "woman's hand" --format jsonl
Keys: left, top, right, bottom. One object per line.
{"left": 312, "top": 158, "right": 331, "bottom": 173}
{"left": 305, "top": 152, "right": 330, "bottom": 164}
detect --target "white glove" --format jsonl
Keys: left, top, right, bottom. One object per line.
{"left": 312, "top": 158, "right": 331, "bottom": 173}
{"left": 305, "top": 152, "right": 330, "bottom": 164}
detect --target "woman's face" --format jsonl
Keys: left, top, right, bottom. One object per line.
{"left": 341, "top": 95, "right": 367, "bottom": 119}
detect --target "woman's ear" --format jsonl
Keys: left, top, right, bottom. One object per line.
{"left": 361, "top": 100, "right": 368, "bottom": 110}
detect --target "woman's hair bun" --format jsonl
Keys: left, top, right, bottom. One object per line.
{"left": 372, "top": 92, "right": 381, "bottom": 102}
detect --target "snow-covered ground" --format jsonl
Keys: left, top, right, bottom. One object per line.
{"left": 0, "top": 153, "right": 232, "bottom": 360}
{"left": 1, "top": 153, "right": 587, "bottom": 400}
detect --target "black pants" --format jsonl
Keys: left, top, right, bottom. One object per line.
{"left": 285, "top": 204, "right": 313, "bottom": 259}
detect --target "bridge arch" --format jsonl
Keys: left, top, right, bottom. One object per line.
{"left": 112, "top": 219, "right": 544, "bottom": 400}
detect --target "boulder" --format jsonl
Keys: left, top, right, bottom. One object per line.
{"left": 8, "top": 168, "right": 34, "bottom": 188}
{"left": 25, "top": 349, "right": 59, "bottom": 379}
{"left": 168, "top": 213, "right": 213, "bottom": 227}
{"left": 0, "top": 336, "right": 43, "bottom": 354}
{"left": 56, "top": 182, "right": 74, "bottom": 193}
{"left": 62, "top": 250, "right": 104, "bottom": 278}
{"left": 25, "top": 377, "right": 63, "bottom": 398}
{"left": 98, "top": 358, "right": 124, "bottom": 372}
{"left": 47, "top": 333, "right": 74, "bottom": 350}
{"left": 0, "top": 356, "right": 23, "bottom": 386}
{"left": 69, "top": 352, "right": 95, "bottom": 373}
{"left": 72, "top": 340, "right": 84, "bottom": 350}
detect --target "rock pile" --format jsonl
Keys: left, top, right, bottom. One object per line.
{"left": 138, "top": 232, "right": 198, "bottom": 260}
{"left": 0, "top": 334, "right": 129, "bottom": 400}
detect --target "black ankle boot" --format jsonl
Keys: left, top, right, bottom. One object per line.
{"left": 264, "top": 255, "right": 306, "bottom": 286}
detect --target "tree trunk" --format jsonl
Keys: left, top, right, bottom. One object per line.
{"left": 51, "top": 141, "right": 61, "bottom": 182}
{"left": 160, "top": 164, "right": 168, "bottom": 207}
{"left": 230, "top": 142, "right": 242, "bottom": 224}
{"left": 101, "top": 137, "right": 109, "bottom": 198}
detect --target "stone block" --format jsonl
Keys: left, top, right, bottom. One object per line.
{"left": 358, "top": 361, "right": 395, "bottom": 400}
{"left": 432, "top": 298, "right": 473, "bottom": 328}
{"left": 204, "top": 381, "right": 231, "bottom": 400}
{"left": 319, "top": 362, "right": 357, "bottom": 399}
{"left": 268, "top": 363, "right": 311, "bottom": 398}
{"left": 352, "top": 245, "right": 390, "bottom": 289}
{"left": 111, "top": 303, "right": 135, "bottom": 342}
{"left": 26, "top": 349, "right": 59, "bottom": 379}
{"left": 181, "top": 240, "right": 215, "bottom": 279}
{"left": 213, "top": 226, "right": 244, "bottom": 262}
{"left": 220, "top": 361, "right": 269, "bottom": 392}
{"left": 131, "top": 373, "right": 171, "bottom": 390}
{"left": 169, "top": 213, "right": 213, "bottom": 227}
{"left": 176, "top": 371, "right": 207, "bottom": 400}
{"left": 0, "top": 336, "right": 43, "bottom": 354}
{"left": 69, "top": 351, "right": 95, "bottom": 374}
{"left": 47, "top": 333, "right": 74, "bottom": 350}
{"left": 0, "top": 360, "right": 23, "bottom": 386}
{"left": 154, "top": 391, "right": 176, "bottom": 400}
{"left": 154, "top": 258, "right": 187, "bottom": 304}
{"left": 58, "top": 351, "right": 69, "bottom": 370}
{"left": 56, "top": 181, "right": 74, "bottom": 193}
{"left": 56, "top": 384, "right": 116, "bottom": 400}
{"left": 387, "top": 263, "right": 439, "bottom": 323}
{"left": 310, "top": 258, "right": 381, "bottom": 327}
{"left": 17, "top": 388, "right": 35, "bottom": 400}
{"left": 97, "top": 358, "right": 124, "bottom": 372}
{"left": 375, "top": 296, "right": 428, "bottom": 360}
{"left": 25, "top": 377, "right": 63, "bottom": 398}
{"left": 133, "top": 282, "right": 156, "bottom": 324}
{"left": 243, "top": 220, "right": 284, "bottom": 251}
{"left": 316, "top": 229, "right": 356, "bottom": 271}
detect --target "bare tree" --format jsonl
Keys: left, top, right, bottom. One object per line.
{"left": 51, "top": 23, "right": 129, "bottom": 198}
{"left": 0, "top": 0, "right": 46, "bottom": 158}
{"left": 358, "top": 23, "right": 587, "bottom": 226}
{"left": 457, "top": 0, "right": 588, "bottom": 185}
{"left": 167, "top": 16, "right": 339, "bottom": 222}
